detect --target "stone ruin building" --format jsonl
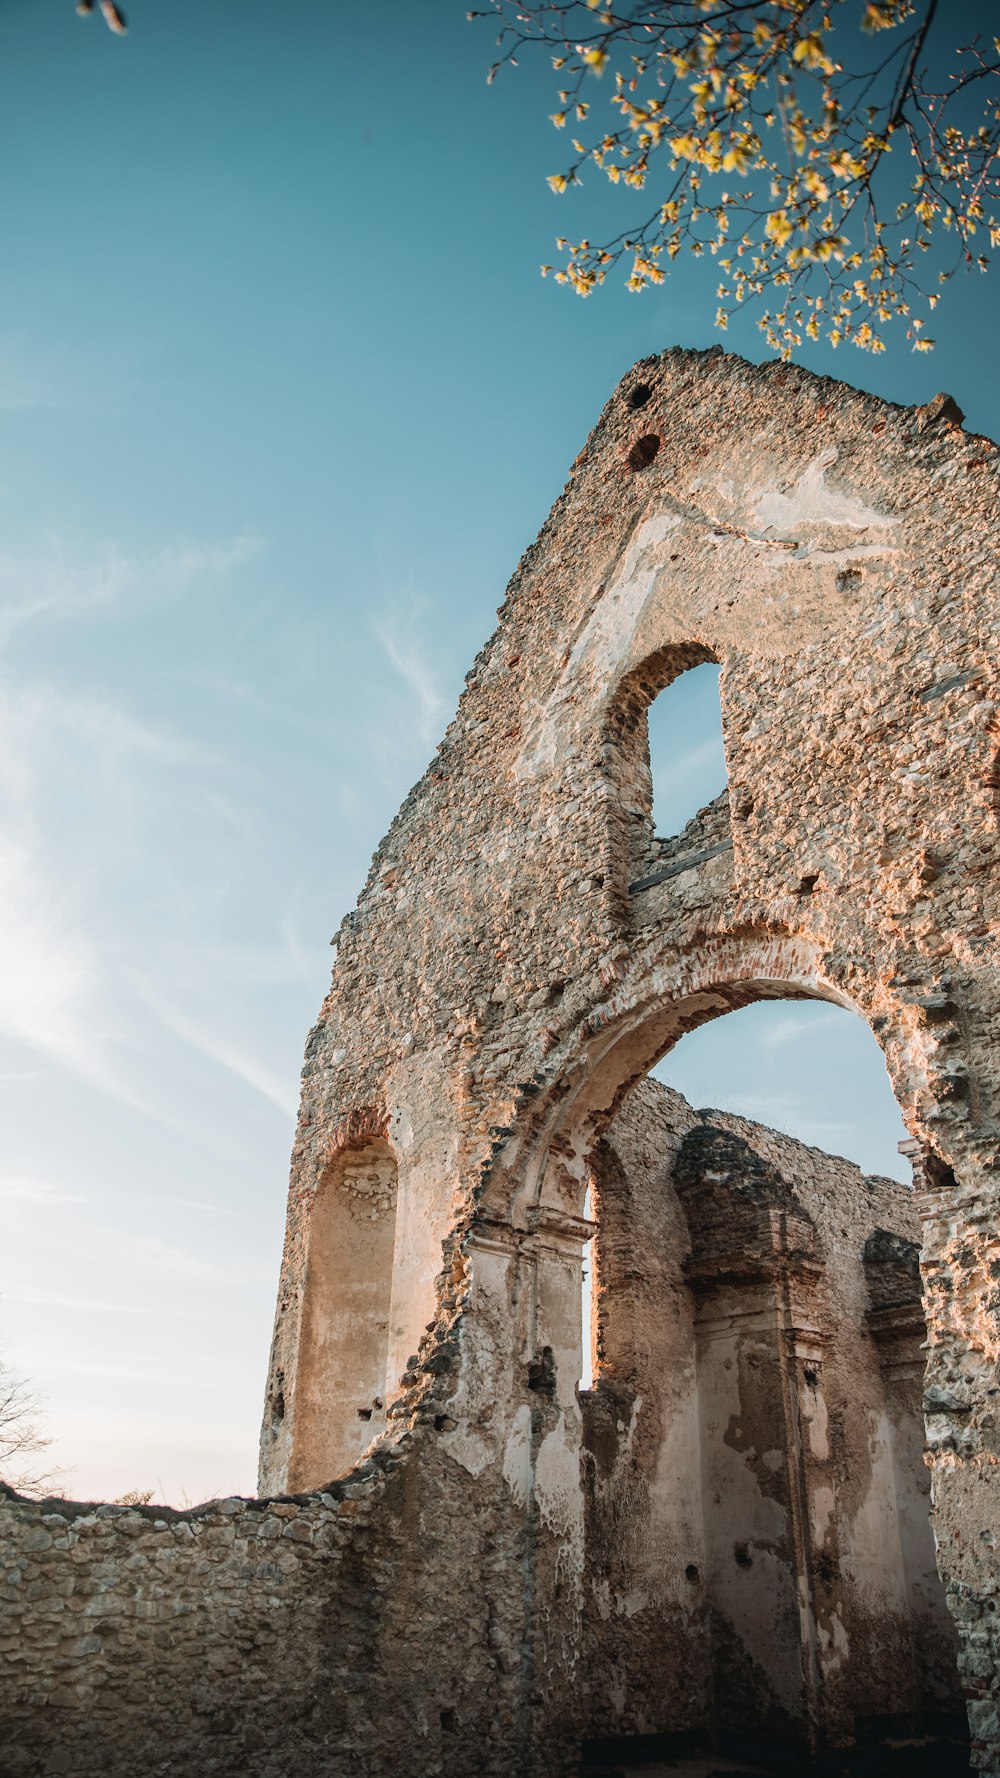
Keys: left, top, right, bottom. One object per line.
{"left": 1, "top": 347, "right": 999, "bottom": 1777}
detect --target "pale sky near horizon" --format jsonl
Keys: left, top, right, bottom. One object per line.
{"left": 0, "top": 1, "right": 995, "bottom": 1506}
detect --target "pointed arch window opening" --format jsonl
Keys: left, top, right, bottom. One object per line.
{"left": 647, "top": 659, "right": 728, "bottom": 844}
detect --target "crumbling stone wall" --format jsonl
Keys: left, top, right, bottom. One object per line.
{"left": 2, "top": 347, "right": 999, "bottom": 1776}
{"left": 0, "top": 1445, "right": 538, "bottom": 1777}
{"left": 0, "top": 1085, "right": 965, "bottom": 1775}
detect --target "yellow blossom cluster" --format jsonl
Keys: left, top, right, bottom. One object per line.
{"left": 479, "top": 0, "right": 1000, "bottom": 356}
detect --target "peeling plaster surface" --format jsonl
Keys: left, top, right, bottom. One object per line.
{"left": 753, "top": 448, "right": 897, "bottom": 535}
{"left": 516, "top": 511, "right": 682, "bottom": 780}
{"left": 502, "top": 1403, "right": 533, "bottom": 1506}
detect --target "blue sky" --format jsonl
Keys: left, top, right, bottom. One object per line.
{"left": 0, "top": 2, "right": 995, "bottom": 1504}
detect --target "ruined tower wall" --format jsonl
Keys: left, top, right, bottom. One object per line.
{"left": 0, "top": 1081, "right": 963, "bottom": 1776}
{"left": 2, "top": 349, "right": 999, "bottom": 1776}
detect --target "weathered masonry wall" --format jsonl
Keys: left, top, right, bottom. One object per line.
{"left": 2, "top": 348, "right": 999, "bottom": 1776}
{"left": 582, "top": 1079, "right": 962, "bottom": 1755}
{"left": 0, "top": 1449, "right": 538, "bottom": 1777}
{"left": 0, "top": 1087, "right": 964, "bottom": 1775}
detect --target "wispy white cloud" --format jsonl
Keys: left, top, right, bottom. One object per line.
{"left": 156, "top": 926, "right": 322, "bottom": 989}
{"left": 151, "top": 1004, "right": 299, "bottom": 1118}
{"left": 152, "top": 535, "right": 261, "bottom": 585}
{"left": 0, "top": 338, "right": 89, "bottom": 414}
{"left": 0, "top": 535, "right": 265, "bottom": 1107}
{"left": 155, "top": 1195, "right": 238, "bottom": 1218}
{"left": 126, "top": 1232, "right": 268, "bottom": 1288}
{"left": 0, "top": 1175, "right": 87, "bottom": 1205}
{"left": 755, "top": 1008, "right": 858, "bottom": 1050}
{"left": 0, "top": 686, "right": 210, "bottom": 820}
{"left": 7, "top": 1209, "right": 268, "bottom": 1294}
{"left": 0, "top": 532, "right": 261, "bottom": 648}
{"left": 18, "top": 1352, "right": 204, "bottom": 1388}
{"left": 2, "top": 1288, "right": 132, "bottom": 1315}
{"left": 0, "top": 329, "right": 162, "bottom": 418}
{"left": 2, "top": 1281, "right": 239, "bottom": 1316}
{"left": 0, "top": 524, "right": 323, "bottom": 1499}
{"left": 374, "top": 605, "right": 448, "bottom": 749}
{"left": 0, "top": 546, "right": 131, "bottom": 647}
{"left": 0, "top": 832, "right": 119, "bottom": 1093}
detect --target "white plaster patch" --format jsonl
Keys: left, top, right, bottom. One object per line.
{"left": 515, "top": 511, "right": 681, "bottom": 781}
{"left": 621, "top": 1588, "right": 650, "bottom": 1619}
{"left": 811, "top": 1484, "right": 836, "bottom": 1549}
{"left": 801, "top": 1383, "right": 830, "bottom": 1460}
{"left": 535, "top": 1419, "right": 584, "bottom": 1547}
{"left": 390, "top": 1102, "right": 415, "bottom": 1152}
{"left": 442, "top": 1429, "right": 492, "bottom": 1478}
{"left": 754, "top": 449, "right": 895, "bottom": 536}
{"left": 565, "top": 513, "right": 681, "bottom": 679}
{"left": 437, "top": 1240, "right": 513, "bottom": 1481}
{"left": 692, "top": 475, "right": 737, "bottom": 503}
{"left": 502, "top": 1404, "right": 533, "bottom": 1507}
{"left": 817, "top": 1608, "right": 850, "bottom": 1676}
{"left": 840, "top": 1409, "right": 909, "bottom": 1615}
{"left": 591, "top": 1576, "right": 613, "bottom": 1623}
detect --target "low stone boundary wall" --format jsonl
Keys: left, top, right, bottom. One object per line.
{"left": 1, "top": 1472, "right": 382, "bottom": 1777}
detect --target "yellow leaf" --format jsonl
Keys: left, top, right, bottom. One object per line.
{"left": 765, "top": 210, "right": 793, "bottom": 247}
{"left": 793, "top": 34, "right": 834, "bottom": 74}
{"left": 862, "top": 3, "right": 898, "bottom": 30}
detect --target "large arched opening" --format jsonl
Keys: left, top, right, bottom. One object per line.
{"left": 512, "top": 944, "right": 967, "bottom": 1774}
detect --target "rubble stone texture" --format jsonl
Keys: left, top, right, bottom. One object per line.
{"left": 2, "top": 347, "right": 999, "bottom": 1776}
